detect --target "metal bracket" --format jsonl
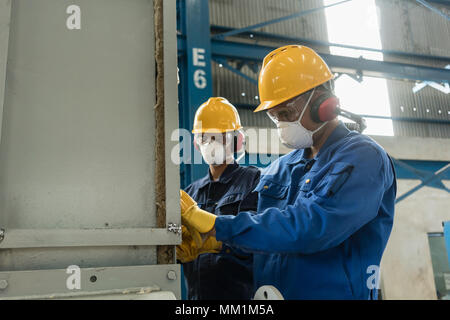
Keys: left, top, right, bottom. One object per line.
{"left": 0, "top": 229, "right": 4, "bottom": 243}
{"left": 167, "top": 223, "right": 182, "bottom": 235}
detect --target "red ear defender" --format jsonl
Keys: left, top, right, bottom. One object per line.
{"left": 310, "top": 93, "right": 340, "bottom": 123}
{"left": 310, "top": 92, "right": 368, "bottom": 133}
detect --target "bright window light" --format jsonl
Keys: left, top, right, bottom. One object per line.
{"left": 324, "top": 0, "right": 394, "bottom": 136}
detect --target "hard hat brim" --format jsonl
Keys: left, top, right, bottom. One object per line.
{"left": 254, "top": 80, "right": 332, "bottom": 113}
{"left": 191, "top": 126, "right": 243, "bottom": 134}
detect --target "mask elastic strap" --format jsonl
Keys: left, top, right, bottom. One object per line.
{"left": 236, "top": 150, "right": 245, "bottom": 163}
{"left": 312, "top": 120, "right": 328, "bottom": 134}
{"left": 299, "top": 87, "right": 328, "bottom": 134}
{"left": 298, "top": 87, "right": 316, "bottom": 124}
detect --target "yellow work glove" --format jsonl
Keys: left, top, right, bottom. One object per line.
{"left": 176, "top": 226, "right": 222, "bottom": 263}
{"left": 180, "top": 190, "right": 217, "bottom": 247}
{"left": 176, "top": 226, "right": 199, "bottom": 263}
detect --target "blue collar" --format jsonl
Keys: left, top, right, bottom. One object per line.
{"left": 286, "top": 122, "right": 350, "bottom": 164}
{"left": 195, "top": 162, "right": 241, "bottom": 189}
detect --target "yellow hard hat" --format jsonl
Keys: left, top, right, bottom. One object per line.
{"left": 192, "top": 97, "right": 243, "bottom": 134}
{"left": 254, "top": 45, "right": 333, "bottom": 113}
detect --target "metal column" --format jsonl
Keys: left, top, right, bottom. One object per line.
{"left": 178, "top": 0, "right": 212, "bottom": 187}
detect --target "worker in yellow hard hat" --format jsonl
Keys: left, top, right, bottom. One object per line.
{"left": 177, "top": 97, "right": 261, "bottom": 300}
{"left": 180, "top": 45, "right": 396, "bottom": 300}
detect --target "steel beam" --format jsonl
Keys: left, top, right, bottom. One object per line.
{"left": 204, "top": 39, "right": 450, "bottom": 83}
{"left": 179, "top": 36, "right": 450, "bottom": 83}
{"left": 212, "top": 0, "right": 353, "bottom": 40}
{"left": 393, "top": 159, "right": 449, "bottom": 186}
{"left": 178, "top": 0, "right": 212, "bottom": 186}
{"left": 211, "top": 25, "right": 450, "bottom": 64}
{"left": 395, "top": 163, "right": 450, "bottom": 203}
{"left": 391, "top": 160, "right": 450, "bottom": 180}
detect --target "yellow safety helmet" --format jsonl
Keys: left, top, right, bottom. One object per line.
{"left": 192, "top": 97, "right": 243, "bottom": 134}
{"left": 254, "top": 45, "right": 333, "bottom": 113}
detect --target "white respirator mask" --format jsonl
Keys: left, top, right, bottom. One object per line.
{"left": 197, "top": 133, "right": 235, "bottom": 166}
{"left": 273, "top": 88, "right": 328, "bottom": 149}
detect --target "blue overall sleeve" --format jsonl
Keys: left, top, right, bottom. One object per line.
{"left": 215, "top": 141, "right": 394, "bottom": 255}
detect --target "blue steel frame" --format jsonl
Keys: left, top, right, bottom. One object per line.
{"left": 177, "top": 0, "right": 211, "bottom": 188}
{"left": 207, "top": 39, "right": 450, "bottom": 83}
{"left": 393, "top": 160, "right": 450, "bottom": 203}
{"left": 177, "top": 0, "right": 450, "bottom": 199}
{"left": 211, "top": 25, "right": 450, "bottom": 63}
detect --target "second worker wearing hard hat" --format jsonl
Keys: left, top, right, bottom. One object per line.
{"left": 177, "top": 97, "right": 260, "bottom": 300}
{"left": 180, "top": 45, "right": 397, "bottom": 300}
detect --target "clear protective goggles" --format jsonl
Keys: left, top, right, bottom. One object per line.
{"left": 194, "top": 131, "right": 234, "bottom": 146}
{"left": 266, "top": 88, "right": 315, "bottom": 124}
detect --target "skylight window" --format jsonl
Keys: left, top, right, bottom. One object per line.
{"left": 324, "top": 0, "right": 394, "bottom": 136}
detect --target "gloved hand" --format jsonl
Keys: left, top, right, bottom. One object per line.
{"left": 176, "top": 226, "right": 222, "bottom": 263}
{"left": 180, "top": 190, "right": 217, "bottom": 247}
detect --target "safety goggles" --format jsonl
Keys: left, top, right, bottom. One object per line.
{"left": 266, "top": 89, "right": 315, "bottom": 124}
{"left": 194, "top": 132, "right": 233, "bottom": 146}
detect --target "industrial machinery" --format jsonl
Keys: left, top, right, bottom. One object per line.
{"left": 0, "top": 0, "right": 181, "bottom": 299}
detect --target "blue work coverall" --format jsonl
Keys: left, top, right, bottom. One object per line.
{"left": 215, "top": 123, "right": 397, "bottom": 300}
{"left": 183, "top": 162, "right": 260, "bottom": 300}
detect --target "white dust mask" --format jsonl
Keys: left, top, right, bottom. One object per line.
{"left": 199, "top": 140, "right": 234, "bottom": 165}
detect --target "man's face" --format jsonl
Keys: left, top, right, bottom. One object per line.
{"left": 266, "top": 88, "right": 326, "bottom": 131}
{"left": 194, "top": 132, "right": 235, "bottom": 166}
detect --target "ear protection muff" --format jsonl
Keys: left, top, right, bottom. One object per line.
{"left": 309, "top": 92, "right": 367, "bottom": 133}
{"left": 309, "top": 92, "right": 340, "bottom": 123}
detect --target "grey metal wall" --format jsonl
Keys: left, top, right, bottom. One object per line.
{"left": 375, "top": 0, "right": 449, "bottom": 138}
{"left": 0, "top": 0, "right": 180, "bottom": 299}
{"left": 209, "top": 0, "right": 329, "bottom": 128}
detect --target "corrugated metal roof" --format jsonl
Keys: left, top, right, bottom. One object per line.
{"left": 210, "top": 0, "right": 330, "bottom": 128}
{"left": 208, "top": 0, "right": 450, "bottom": 137}
{"left": 376, "top": 0, "right": 450, "bottom": 138}
{"left": 210, "top": 0, "right": 330, "bottom": 41}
